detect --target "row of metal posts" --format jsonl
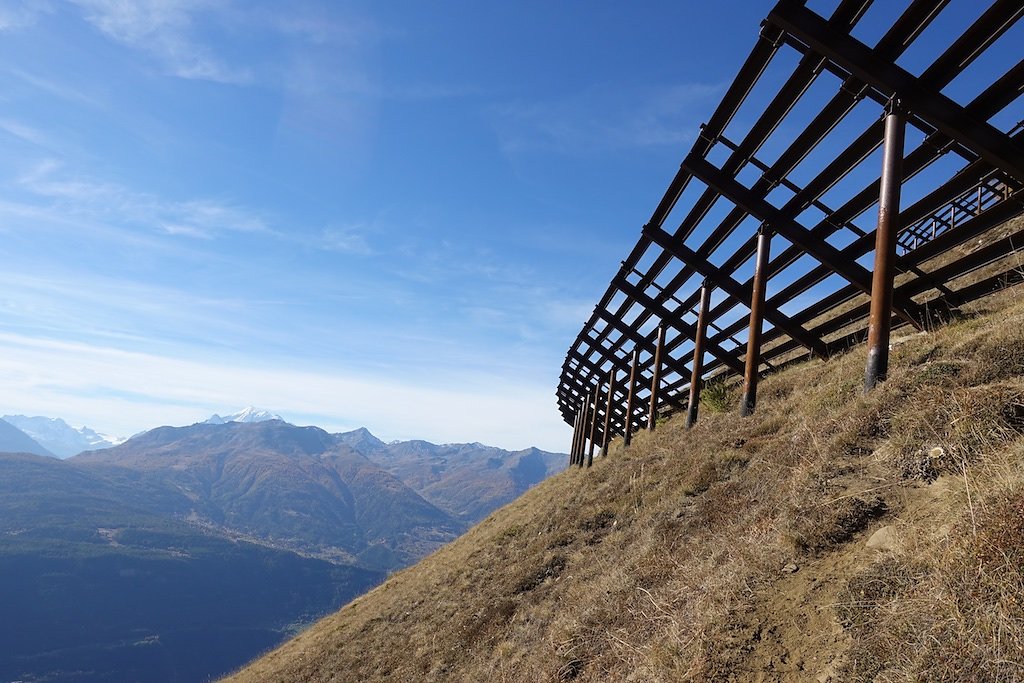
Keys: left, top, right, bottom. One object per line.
{"left": 569, "top": 99, "right": 907, "bottom": 464}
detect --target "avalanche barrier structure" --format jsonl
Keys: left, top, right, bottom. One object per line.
{"left": 561, "top": 0, "right": 1024, "bottom": 466}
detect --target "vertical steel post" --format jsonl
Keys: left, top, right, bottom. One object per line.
{"left": 864, "top": 100, "right": 906, "bottom": 392}
{"left": 647, "top": 325, "right": 666, "bottom": 431}
{"left": 586, "top": 385, "right": 599, "bottom": 467}
{"left": 623, "top": 348, "right": 639, "bottom": 447}
{"left": 600, "top": 368, "right": 616, "bottom": 456}
{"left": 686, "top": 281, "right": 712, "bottom": 429}
{"left": 569, "top": 407, "right": 581, "bottom": 466}
{"left": 740, "top": 228, "right": 772, "bottom": 417}
{"left": 573, "top": 400, "right": 586, "bottom": 465}
{"left": 579, "top": 399, "right": 589, "bottom": 463}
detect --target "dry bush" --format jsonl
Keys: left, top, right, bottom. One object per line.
{"left": 888, "top": 382, "right": 1024, "bottom": 477}
{"left": 834, "top": 470, "right": 1024, "bottom": 682}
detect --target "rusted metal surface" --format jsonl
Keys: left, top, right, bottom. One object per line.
{"left": 740, "top": 229, "right": 772, "bottom": 417}
{"left": 647, "top": 325, "right": 666, "bottom": 431}
{"left": 569, "top": 407, "right": 581, "bottom": 465}
{"left": 586, "top": 384, "right": 599, "bottom": 468}
{"left": 623, "top": 348, "right": 639, "bottom": 446}
{"left": 865, "top": 101, "right": 907, "bottom": 391}
{"left": 557, "top": 0, "right": 1024, "bottom": 446}
{"left": 686, "top": 283, "right": 712, "bottom": 429}
{"left": 601, "top": 368, "right": 616, "bottom": 456}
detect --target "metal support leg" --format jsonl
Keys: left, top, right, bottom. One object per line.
{"left": 600, "top": 368, "right": 616, "bottom": 456}
{"left": 740, "top": 228, "right": 772, "bottom": 417}
{"left": 574, "top": 402, "right": 586, "bottom": 465}
{"left": 578, "top": 390, "right": 594, "bottom": 468}
{"left": 865, "top": 101, "right": 906, "bottom": 392}
{"left": 586, "top": 385, "right": 599, "bottom": 467}
{"left": 623, "top": 348, "right": 639, "bottom": 446}
{"left": 569, "top": 408, "right": 581, "bottom": 465}
{"left": 687, "top": 282, "right": 712, "bottom": 428}
{"left": 647, "top": 325, "right": 666, "bottom": 431}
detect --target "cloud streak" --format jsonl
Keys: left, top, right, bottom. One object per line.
{"left": 17, "top": 159, "right": 275, "bottom": 240}
{"left": 70, "top": 0, "right": 253, "bottom": 84}
{"left": 0, "top": 1, "right": 52, "bottom": 31}
{"left": 0, "top": 331, "right": 570, "bottom": 451}
{"left": 492, "top": 82, "right": 724, "bottom": 155}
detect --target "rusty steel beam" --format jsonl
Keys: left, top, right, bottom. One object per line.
{"left": 592, "top": 307, "right": 696, "bottom": 381}
{"left": 623, "top": 348, "right": 640, "bottom": 446}
{"left": 740, "top": 229, "right": 772, "bottom": 417}
{"left": 601, "top": 368, "right": 616, "bottom": 457}
{"left": 574, "top": 398, "right": 588, "bottom": 465}
{"left": 613, "top": 277, "right": 746, "bottom": 375}
{"left": 767, "top": 0, "right": 1024, "bottom": 183}
{"left": 575, "top": 395, "right": 589, "bottom": 467}
{"left": 584, "top": 385, "right": 598, "bottom": 468}
{"left": 567, "top": 0, "right": 945, "bottom": 370}
{"left": 643, "top": 223, "right": 829, "bottom": 358}
{"left": 686, "top": 282, "right": 712, "bottom": 429}
{"left": 682, "top": 153, "right": 928, "bottom": 329}
{"left": 556, "top": 0, "right": 1024, "bottom": 434}
{"left": 569, "top": 406, "right": 581, "bottom": 465}
{"left": 647, "top": 325, "right": 666, "bottom": 431}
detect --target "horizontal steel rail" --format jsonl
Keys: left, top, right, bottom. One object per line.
{"left": 558, "top": 0, "right": 1024, "bottom": 453}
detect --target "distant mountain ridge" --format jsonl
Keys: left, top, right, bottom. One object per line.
{"left": 0, "top": 418, "right": 54, "bottom": 458}
{"left": 73, "top": 419, "right": 465, "bottom": 569}
{"left": 1, "top": 413, "right": 566, "bottom": 683}
{"left": 2, "top": 414, "right": 123, "bottom": 458}
{"left": 334, "top": 428, "right": 567, "bottom": 523}
{"left": 204, "top": 406, "right": 283, "bottom": 424}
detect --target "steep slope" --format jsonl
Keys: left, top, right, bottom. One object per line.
{"left": 0, "top": 452, "right": 381, "bottom": 683}
{"left": 0, "top": 417, "right": 56, "bottom": 457}
{"left": 338, "top": 431, "right": 567, "bottom": 523}
{"left": 74, "top": 420, "right": 463, "bottom": 568}
{"left": 225, "top": 285, "right": 1024, "bottom": 683}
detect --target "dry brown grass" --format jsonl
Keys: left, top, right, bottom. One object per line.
{"left": 223, "top": 283, "right": 1024, "bottom": 683}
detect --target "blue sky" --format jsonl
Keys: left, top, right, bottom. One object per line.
{"left": 1, "top": 1, "right": 1010, "bottom": 451}
{"left": 0, "top": 0, "right": 767, "bottom": 450}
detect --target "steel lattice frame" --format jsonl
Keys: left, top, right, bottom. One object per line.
{"left": 558, "top": 0, "right": 1024, "bottom": 456}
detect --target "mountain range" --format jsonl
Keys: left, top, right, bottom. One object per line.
{"left": 0, "top": 412, "right": 566, "bottom": 683}
{"left": 73, "top": 420, "right": 466, "bottom": 568}
{"left": 0, "top": 417, "right": 55, "bottom": 457}
{"left": 3, "top": 414, "right": 123, "bottom": 458}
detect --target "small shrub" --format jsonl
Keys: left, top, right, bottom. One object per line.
{"left": 514, "top": 554, "right": 567, "bottom": 593}
{"left": 700, "top": 379, "right": 732, "bottom": 413}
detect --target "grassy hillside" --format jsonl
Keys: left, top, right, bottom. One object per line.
{"left": 225, "top": 283, "right": 1024, "bottom": 682}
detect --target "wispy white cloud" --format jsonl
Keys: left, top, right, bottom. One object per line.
{"left": 17, "top": 159, "right": 275, "bottom": 240}
{"left": 0, "top": 1, "right": 52, "bottom": 31}
{"left": 6, "top": 68, "right": 106, "bottom": 108}
{"left": 70, "top": 0, "right": 253, "bottom": 84}
{"left": 0, "top": 118, "right": 50, "bottom": 146}
{"left": 0, "top": 331, "right": 570, "bottom": 451}
{"left": 492, "top": 82, "right": 724, "bottom": 155}
{"left": 318, "top": 223, "right": 373, "bottom": 255}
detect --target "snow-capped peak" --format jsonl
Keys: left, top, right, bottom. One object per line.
{"left": 1, "top": 414, "right": 125, "bottom": 458}
{"left": 204, "top": 407, "right": 283, "bottom": 425}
